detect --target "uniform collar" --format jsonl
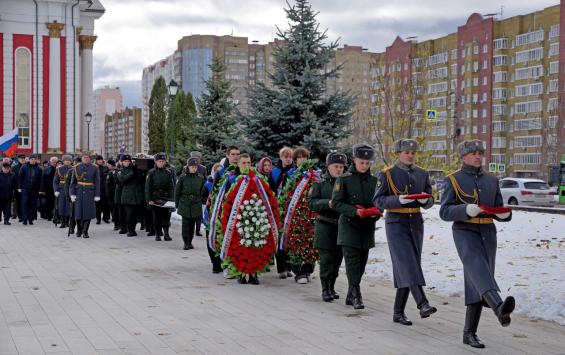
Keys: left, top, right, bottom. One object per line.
{"left": 394, "top": 160, "right": 413, "bottom": 172}
{"left": 461, "top": 163, "right": 483, "bottom": 176}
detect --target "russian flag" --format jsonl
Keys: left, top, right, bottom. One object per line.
{"left": 0, "top": 128, "right": 19, "bottom": 157}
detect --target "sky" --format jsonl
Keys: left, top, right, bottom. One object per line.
{"left": 92, "top": 0, "right": 561, "bottom": 107}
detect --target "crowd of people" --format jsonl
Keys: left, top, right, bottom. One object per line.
{"left": 0, "top": 139, "right": 517, "bottom": 349}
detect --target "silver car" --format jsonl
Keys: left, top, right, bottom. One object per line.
{"left": 499, "top": 178, "right": 556, "bottom": 206}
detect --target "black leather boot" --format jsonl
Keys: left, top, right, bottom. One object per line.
{"left": 329, "top": 277, "right": 339, "bottom": 299}
{"left": 187, "top": 234, "right": 195, "bottom": 249}
{"left": 483, "top": 290, "right": 515, "bottom": 327}
{"left": 463, "top": 302, "right": 485, "bottom": 348}
{"left": 82, "top": 220, "right": 91, "bottom": 238}
{"left": 163, "top": 227, "right": 172, "bottom": 241}
{"left": 76, "top": 220, "right": 83, "bottom": 238}
{"left": 248, "top": 274, "right": 260, "bottom": 285}
{"left": 183, "top": 236, "right": 189, "bottom": 250}
{"left": 321, "top": 279, "right": 333, "bottom": 302}
{"left": 410, "top": 285, "right": 437, "bottom": 318}
{"left": 351, "top": 285, "right": 364, "bottom": 309}
{"left": 393, "top": 288, "right": 412, "bottom": 325}
{"left": 345, "top": 285, "right": 353, "bottom": 306}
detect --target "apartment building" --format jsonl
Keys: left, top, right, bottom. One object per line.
{"left": 104, "top": 107, "right": 142, "bottom": 159}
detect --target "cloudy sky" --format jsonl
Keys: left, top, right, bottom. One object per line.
{"left": 93, "top": 0, "right": 560, "bottom": 107}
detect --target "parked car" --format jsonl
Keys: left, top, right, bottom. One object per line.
{"left": 499, "top": 178, "right": 557, "bottom": 206}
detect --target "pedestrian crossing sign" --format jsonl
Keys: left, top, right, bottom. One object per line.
{"left": 497, "top": 163, "right": 506, "bottom": 173}
{"left": 426, "top": 110, "right": 437, "bottom": 120}
{"left": 488, "top": 163, "right": 497, "bottom": 172}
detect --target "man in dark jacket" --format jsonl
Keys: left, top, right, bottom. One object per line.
{"left": 40, "top": 156, "right": 58, "bottom": 220}
{"left": 190, "top": 151, "right": 207, "bottom": 236}
{"left": 69, "top": 153, "right": 100, "bottom": 238}
{"left": 95, "top": 155, "right": 110, "bottom": 224}
{"left": 12, "top": 154, "right": 26, "bottom": 220}
{"left": 145, "top": 153, "right": 175, "bottom": 241}
{"left": 18, "top": 155, "right": 44, "bottom": 225}
{"left": 175, "top": 157, "right": 206, "bottom": 250}
{"left": 308, "top": 152, "right": 347, "bottom": 302}
{"left": 0, "top": 162, "right": 18, "bottom": 225}
{"left": 116, "top": 155, "right": 138, "bottom": 237}
{"left": 105, "top": 159, "right": 119, "bottom": 230}
{"left": 53, "top": 155, "right": 73, "bottom": 228}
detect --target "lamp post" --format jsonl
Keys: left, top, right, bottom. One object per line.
{"left": 85, "top": 112, "right": 92, "bottom": 153}
{"left": 168, "top": 79, "right": 179, "bottom": 161}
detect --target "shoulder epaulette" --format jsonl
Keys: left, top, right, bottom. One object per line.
{"left": 382, "top": 165, "right": 394, "bottom": 172}
{"left": 446, "top": 169, "right": 461, "bottom": 178}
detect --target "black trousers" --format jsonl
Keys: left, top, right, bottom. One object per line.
{"left": 15, "top": 192, "right": 23, "bottom": 219}
{"left": 124, "top": 205, "right": 137, "bottom": 233}
{"left": 118, "top": 205, "right": 127, "bottom": 231}
{"left": 182, "top": 217, "right": 197, "bottom": 242}
{"left": 21, "top": 189, "right": 39, "bottom": 222}
{"left": 152, "top": 206, "right": 170, "bottom": 236}
{"left": 342, "top": 246, "right": 369, "bottom": 287}
{"left": 145, "top": 207, "right": 154, "bottom": 232}
{"left": 0, "top": 198, "right": 12, "bottom": 223}
{"left": 96, "top": 198, "right": 110, "bottom": 222}
{"left": 292, "top": 262, "right": 314, "bottom": 278}
{"left": 276, "top": 249, "right": 291, "bottom": 273}
{"left": 318, "top": 247, "right": 343, "bottom": 280}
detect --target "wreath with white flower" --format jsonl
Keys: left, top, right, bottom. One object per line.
{"left": 237, "top": 194, "right": 270, "bottom": 248}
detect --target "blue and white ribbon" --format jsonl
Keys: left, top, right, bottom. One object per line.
{"left": 254, "top": 175, "right": 279, "bottom": 244}
{"left": 220, "top": 176, "right": 250, "bottom": 260}
{"left": 208, "top": 180, "right": 228, "bottom": 250}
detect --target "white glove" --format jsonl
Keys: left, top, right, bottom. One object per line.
{"left": 418, "top": 198, "right": 429, "bottom": 204}
{"left": 94, "top": 197, "right": 100, "bottom": 202}
{"left": 466, "top": 204, "right": 483, "bottom": 217}
{"left": 54, "top": 191, "right": 60, "bottom": 197}
{"left": 495, "top": 212, "right": 511, "bottom": 219}
{"left": 398, "top": 195, "right": 412, "bottom": 204}
{"left": 70, "top": 195, "right": 77, "bottom": 202}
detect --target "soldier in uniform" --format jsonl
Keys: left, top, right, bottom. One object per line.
{"left": 145, "top": 153, "right": 175, "bottom": 242}
{"left": 117, "top": 155, "right": 139, "bottom": 237}
{"left": 308, "top": 151, "right": 347, "bottom": 302}
{"left": 11, "top": 154, "right": 26, "bottom": 221}
{"left": 175, "top": 157, "right": 206, "bottom": 250}
{"left": 373, "top": 139, "right": 437, "bottom": 325}
{"left": 113, "top": 161, "right": 127, "bottom": 234}
{"left": 18, "top": 154, "right": 44, "bottom": 225}
{"left": 440, "top": 140, "right": 514, "bottom": 349}
{"left": 189, "top": 151, "right": 207, "bottom": 236}
{"left": 69, "top": 153, "right": 101, "bottom": 238}
{"left": 331, "top": 144, "right": 381, "bottom": 309}
{"left": 53, "top": 155, "right": 73, "bottom": 228}
{"left": 105, "top": 159, "right": 118, "bottom": 230}
{"left": 95, "top": 155, "right": 110, "bottom": 224}
{"left": 65, "top": 157, "right": 81, "bottom": 234}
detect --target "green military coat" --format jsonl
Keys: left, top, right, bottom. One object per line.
{"left": 307, "top": 173, "right": 340, "bottom": 250}
{"left": 145, "top": 167, "right": 174, "bottom": 202}
{"left": 331, "top": 165, "right": 380, "bottom": 250}
{"left": 116, "top": 166, "right": 137, "bottom": 205}
{"left": 175, "top": 172, "right": 205, "bottom": 219}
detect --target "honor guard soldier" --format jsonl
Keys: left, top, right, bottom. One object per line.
{"left": 175, "top": 157, "right": 206, "bottom": 250}
{"left": 116, "top": 155, "right": 139, "bottom": 237}
{"left": 53, "top": 155, "right": 73, "bottom": 228}
{"left": 308, "top": 151, "right": 347, "bottom": 302}
{"left": 440, "top": 140, "right": 514, "bottom": 349}
{"left": 373, "top": 139, "right": 437, "bottom": 325}
{"left": 65, "top": 157, "right": 81, "bottom": 234}
{"left": 331, "top": 144, "right": 381, "bottom": 309}
{"left": 69, "top": 153, "right": 101, "bottom": 238}
{"left": 145, "top": 153, "right": 175, "bottom": 241}
{"left": 105, "top": 160, "right": 119, "bottom": 230}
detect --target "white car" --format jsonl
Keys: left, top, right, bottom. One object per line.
{"left": 499, "top": 178, "right": 556, "bottom": 206}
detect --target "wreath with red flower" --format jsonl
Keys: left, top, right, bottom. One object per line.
{"left": 278, "top": 161, "right": 320, "bottom": 265}
{"left": 216, "top": 169, "right": 280, "bottom": 276}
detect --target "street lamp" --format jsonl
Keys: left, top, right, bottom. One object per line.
{"left": 85, "top": 112, "right": 92, "bottom": 152}
{"left": 168, "top": 79, "right": 179, "bottom": 160}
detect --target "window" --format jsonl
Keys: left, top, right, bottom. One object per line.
{"left": 549, "top": 24, "right": 560, "bottom": 39}
{"left": 549, "top": 43, "right": 559, "bottom": 56}
{"left": 548, "top": 98, "right": 558, "bottom": 111}
{"left": 549, "top": 61, "right": 559, "bottom": 74}
{"left": 513, "top": 153, "right": 541, "bottom": 165}
{"left": 515, "top": 100, "right": 542, "bottom": 114}
{"left": 451, "top": 49, "right": 458, "bottom": 60}
{"left": 500, "top": 179, "right": 518, "bottom": 188}
{"left": 492, "top": 136, "right": 506, "bottom": 148}
{"left": 493, "top": 71, "right": 507, "bottom": 82}
{"left": 515, "top": 30, "right": 544, "bottom": 46}
{"left": 451, "top": 64, "right": 457, "bottom": 75}
{"left": 492, "top": 88, "right": 507, "bottom": 100}
{"left": 427, "top": 97, "right": 447, "bottom": 108}
{"left": 492, "top": 104, "right": 507, "bottom": 116}
{"left": 515, "top": 65, "right": 544, "bottom": 80}
{"left": 515, "top": 135, "right": 541, "bottom": 147}
{"left": 483, "top": 44, "right": 489, "bottom": 53}
{"left": 15, "top": 47, "right": 32, "bottom": 148}
{"left": 483, "top": 60, "right": 488, "bottom": 70}
{"left": 493, "top": 38, "right": 508, "bottom": 49}
{"left": 515, "top": 83, "right": 543, "bottom": 97}
{"left": 428, "top": 52, "right": 448, "bottom": 65}
{"left": 515, "top": 47, "right": 544, "bottom": 64}
{"left": 427, "top": 82, "right": 448, "bottom": 94}
{"left": 549, "top": 79, "right": 559, "bottom": 92}
{"left": 493, "top": 55, "right": 507, "bottom": 66}
{"left": 524, "top": 181, "right": 550, "bottom": 190}
{"left": 474, "top": 46, "right": 479, "bottom": 55}
{"left": 492, "top": 121, "right": 506, "bottom": 132}
{"left": 515, "top": 118, "right": 541, "bottom": 130}
{"left": 427, "top": 67, "right": 448, "bottom": 79}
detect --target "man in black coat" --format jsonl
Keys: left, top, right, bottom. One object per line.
{"left": 0, "top": 162, "right": 18, "bottom": 225}
{"left": 95, "top": 155, "right": 110, "bottom": 224}
{"left": 11, "top": 154, "right": 26, "bottom": 220}
{"left": 40, "top": 156, "right": 58, "bottom": 220}
{"left": 18, "top": 155, "right": 44, "bottom": 225}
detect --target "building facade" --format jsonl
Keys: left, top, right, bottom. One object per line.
{"left": 369, "top": 3, "right": 565, "bottom": 180}
{"left": 104, "top": 107, "right": 141, "bottom": 159}
{"left": 93, "top": 86, "right": 122, "bottom": 156}
{"left": 0, "top": 0, "right": 104, "bottom": 155}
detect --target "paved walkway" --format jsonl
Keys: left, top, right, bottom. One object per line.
{"left": 0, "top": 220, "right": 564, "bottom": 355}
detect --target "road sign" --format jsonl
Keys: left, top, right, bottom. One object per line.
{"left": 488, "top": 163, "right": 497, "bottom": 173}
{"left": 497, "top": 163, "right": 506, "bottom": 173}
{"left": 426, "top": 109, "right": 437, "bottom": 120}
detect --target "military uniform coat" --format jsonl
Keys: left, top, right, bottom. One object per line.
{"left": 439, "top": 164, "right": 512, "bottom": 305}
{"left": 175, "top": 172, "right": 206, "bottom": 219}
{"left": 331, "top": 165, "right": 380, "bottom": 250}
{"left": 145, "top": 167, "right": 175, "bottom": 202}
{"left": 373, "top": 162, "right": 434, "bottom": 288}
{"left": 53, "top": 165, "right": 72, "bottom": 217}
{"left": 307, "top": 173, "right": 340, "bottom": 250}
{"left": 69, "top": 163, "right": 101, "bottom": 220}
{"left": 116, "top": 166, "right": 137, "bottom": 205}
{"left": 106, "top": 169, "right": 117, "bottom": 206}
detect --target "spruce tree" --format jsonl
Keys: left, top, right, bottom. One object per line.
{"left": 241, "top": 0, "right": 354, "bottom": 162}
{"left": 148, "top": 76, "right": 167, "bottom": 154}
{"left": 195, "top": 57, "right": 238, "bottom": 165}
{"left": 166, "top": 90, "right": 198, "bottom": 168}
